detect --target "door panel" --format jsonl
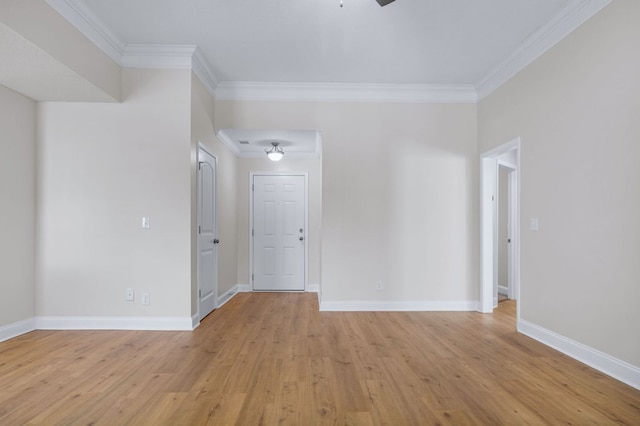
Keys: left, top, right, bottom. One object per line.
{"left": 253, "top": 175, "right": 305, "bottom": 291}
{"left": 198, "top": 148, "right": 217, "bottom": 319}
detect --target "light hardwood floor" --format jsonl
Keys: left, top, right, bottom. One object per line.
{"left": 1, "top": 293, "right": 638, "bottom": 424}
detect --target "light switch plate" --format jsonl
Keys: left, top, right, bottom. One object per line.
{"left": 530, "top": 218, "right": 539, "bottom": 231}
{"left": 142, "top": 216, "right": 150, "bottom": 229}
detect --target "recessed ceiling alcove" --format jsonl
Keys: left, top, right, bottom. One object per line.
{"left": 216, "top": 129, "right": 322, "bottom": 159}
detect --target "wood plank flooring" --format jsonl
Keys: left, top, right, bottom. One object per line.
{"left": 0, "top": 293, "right": 639, "bottom": 424}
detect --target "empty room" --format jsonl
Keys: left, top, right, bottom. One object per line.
{"left": 1, "top": 0, "right": 639, "bottom": 423}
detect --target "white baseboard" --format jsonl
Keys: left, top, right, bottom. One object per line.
{"left": 36, "top": 316, "right": 194, "bottom": 331}
{"left": 236, "top": 283, "right": 252, "bottom": 292}
{"left": 217, "top": 286, "right": 239, "bottom": 307}
{"left": 235, "top": 283, "right": 319, "bottom": 293}
{"left": 320, "top": 300, "right": 478, "bottom": 312}
{"left": 498, "top": 285, "right": 509, "bottom": 295}
{"left": 0, "top": 318, "right": 36, "bottom": 343}
{"left": 191, "top": 314, "right": 200, "bottom": 329}
{"left": 518, "top": 319, "right": 640, "bottom": 391}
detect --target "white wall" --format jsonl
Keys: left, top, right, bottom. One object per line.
{"left": 0, "top": 85, "right": 36, "bottom": 329}
{"left": 479, "top": 0, "right": 640, "bottom": 366}
{"left": 190, "top": 73, "right": 239, "bottom": 310}
{"left": 36, "top": 69, "right": 193, "bottom": 319}
{"left": 216, "top": 100, "right": 478, "bottom": 306}
{"left": 0, "top": 0, "right": 120, "bottom": 101}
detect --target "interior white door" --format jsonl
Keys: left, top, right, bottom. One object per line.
{"left": 198, "top": 148, "right": 217, "bottom": 319}
{"left": 253, "top": 174, "right": 305, "bottom": 291}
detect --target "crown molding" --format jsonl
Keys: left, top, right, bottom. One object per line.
{"left": 47, "top": 0, "right": 610, "bottom": 105}
{"left": 45, "top": 0, "right": 125, "bottom": 65}
{"left": 121, "top": 45, "right": 218, "bottom": 96}
{"left": 215, "top": 82, "right": 478, "bottom": 104}
{"left": 476, "top": 0, "right": 612, "bottom": 100}
{"left": 121, "top": 44, "right": 196, "bottom": 69}
{"left": 45, "top": 1, "right": 219, "bottom": 96}
{"left": 192, "top": 49, "right": 219, "bottom": 98}
{"left": 215, "top": 129, "right": 243, "bottom": 157}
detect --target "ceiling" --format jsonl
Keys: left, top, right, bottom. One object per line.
{"left": 216, "top": 129, "right": 321, "bottom": 159}
{"left": 3, "top": 0, "right": 609, "bottom": 157}
{"left": 78, "top": 0, "right": 572, "bottom": 86}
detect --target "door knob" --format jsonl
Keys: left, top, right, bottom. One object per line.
{"left": 213, "top": 239, "right": 220, "bottom": 244}
{"left": 299, "top": 236, "right": 304, "bottom": 241}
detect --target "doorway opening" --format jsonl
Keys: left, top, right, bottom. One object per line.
{"left": 480, "top": 138, "right": 520, "bottom": 317}
{"left": 497, "top": 162, "right": 517, "bottom": 304}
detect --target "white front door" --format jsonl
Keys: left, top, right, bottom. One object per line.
{"left": 253, "top": 174, "right": 306, "bottom": 291}
{"left": 198, "top": 147, "right": 217, "bottom": 319}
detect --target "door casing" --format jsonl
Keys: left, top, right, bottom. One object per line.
{"left": 480, "top": 138, "right": 521, "bottom": 315}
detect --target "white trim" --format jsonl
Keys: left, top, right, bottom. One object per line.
{"left": 236, "top": 283, "right": 252, "bottom": 293}
{"left": 35, "top": 316, "right": 195, "bottom": 331}
{"left": 498, "top": 285, "right": 509, "bottom": 296}
{"left": 482, "top": 138, "right": 521, "bottom": 158}
{"left": 480, "top": 138, "right": 521, "bottom": 314}
{"left": 306, "top": 283, "right": 320, "bottom": 293}
{"left": 47, "top": 0, "right": 610, "bottom": 105}
{"left": 217, "top": 286, "right": 238, "bottom": 308}
{"left": 215, "top": 82, "right": 477, "bottom": 104}
{"left": 320, "top": 300, "right": 478, "bottom": 312}
{"left": 191, "top": 314, "right": 200, "bottom": 330}
{"left": 215, "top": 130, "right": 245, "bottom": 157}
{"left": 476, "top": 0, "right": 612, "bottom": 100}
{"left": 122, "top": 45, "right": 196, "bottom": 69}
{"left": 519, "top": 319, "right": 640, "bottom": 391}
{"left": 0, "top": 318, "right": 36, "bottom": 342}
{"left": 192, "top": 49, "right": 219, "bottom": 97}
{"left": 43, "top": 1, "right": 220, "bottom": 97}
{"left": 45, "top": 0, "right": 126, "bottom": 65}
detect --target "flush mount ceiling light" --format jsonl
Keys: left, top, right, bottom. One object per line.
{"left": 265, "top": 142, "right": 284, "bottom": 161}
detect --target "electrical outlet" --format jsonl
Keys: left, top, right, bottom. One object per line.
{"left": 126, "top": 288, "right": 134, "bottom": 301}
{"left": 376, "top": 281, "right": 383, "bottom": 290}
{"left": 142, "top": 292, "right": 150, "bottom": 305}
{"left": 142, "top": 216, "right": 150, "bottom": 229}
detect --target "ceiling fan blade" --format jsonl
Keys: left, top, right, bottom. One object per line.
{"left": 376, "top": 0, "right": 396, "bottom": 6}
